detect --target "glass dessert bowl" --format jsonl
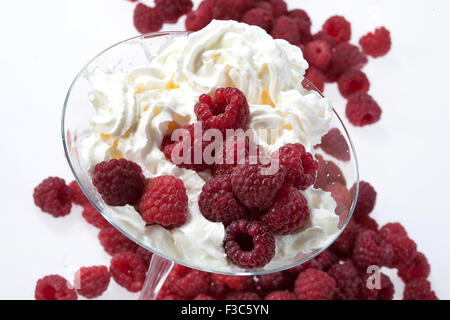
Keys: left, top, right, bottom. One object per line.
{"left": 62, "top": 26, "right": 359, "bottom": 298}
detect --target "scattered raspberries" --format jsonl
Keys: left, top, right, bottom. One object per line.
{"left": 224, "top": 220, "right": 275, "bottom": 269}
{"left": 346, "top": 92, "right": 382, "bottom": 127}
{"left": 194, "top": 87, "right": 250, "bottom": 133}
{"left": 133, "top": 3, "right": 164, "bottom": 34}
{"left": 261, "top": 184, "right": 310, "bottom": 235}
{"left": 35, "top": 275, "right": 77, "bottom": 300}
{"left": 199, "top": 174, "right": 246, "bottom": 225}
{"left": 295, "top": 268, "right": 336, "bottom": 300}
{"left": 75, "top": 266, "right": 110, "bottom": 299}
{"left": 34, "top": 177, "right": 72, "bottom": 217}
{"left": 137, "top": 175, "right": 188, "bottom": 228}
{"left": 318, "top": 128, "right": 351, "bottom": 161}
{"left": 359, "top": 27, "right": 392, "bottom": 58}
{"left": 92, "top": 159, "right": 145, "bottom": 206}
{"left": 110, "top": 252, "right": 147, "bottom": 292}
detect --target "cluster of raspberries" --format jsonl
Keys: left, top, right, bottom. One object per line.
{"left": 130, "top": 0, "right": 391, "bottom": 127}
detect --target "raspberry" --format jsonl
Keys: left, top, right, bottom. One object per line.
{"left": 305, "top": 250, "right": 339, "bottom": 271}
{"left": 212, "top": 274, "right": 254, "bottom": 291}
{"left": 269, "top": 0, "right": 287, "bottom": 18}
{"left": 253, "top": 1, "right": 273, "bottom": 15}
{"left": 379, "top": 223, "right": 417, "bottom": 266}
{"left": 288, "top": 9, "right": 312, "bottom": 44}
{"left": 195, "top": 88, "right": 250, "bottom": 134}
{"left": 313, "top": 31, "right": 337, "bottom": 49}
{"left": 172, "top": 270, "right": 211, "bottom": 298}
{"left": 328, "top": 261, "right": 361, "bottom": 300}
{"left": 256, "top": 271, "right": 291, "bottom": 293}
{"left": 325, "top": 43, "right": 368, "bottom": 82}
{"left": 160, "top": 293, "right": 184, "bottom": 300}
{"left": 397, "top": 252, "right": 430, "bottom": 283}
{"left": 331, "top": 220, "right": 357, "bottom": 255}
{"left": 338, "top": 69, "right": 370, "bottom": 98}
{"left": 326, "top": 183, "right": 351, "bottom": 218}
{"left": 213, "top": 0, "right": 248, "bottom": 20}
{"left": 92, "top": 159, "right": 145, "bottom": 207}
{"left": 352, "top": 230, "right": 394, "bottom": 270}
{"left": 271, "top": 16, "right": 301, "bottom": 45}
{"left": 351, "top": 181, "right": 377, "bottom": 218}
{"left": 304, "top": 40, "right": 331, "bottom": 70}
{"left": 135, "top": 246, "right": 153, "bottom": 269}
{"left": 275, "top": 143, "right": 317, "bottom": 190}
{"left": 314, "top": 154, "right": 346, "bottom": 189}
{"left": 224, "top": 219, "right": 275, "bottom": 269}
{"left": 110, "top": 252, "right": 146, "bottom": 292}
{"left": 68, "top": 180, "right": 89, "bottom": 206}
{"left": 35, "top": 275, "right": 77, "bottom": 300}
{"left": 361, "top": 272, "right": 394, "bottom": 300}
{"left": 137, "top": 175, "right": 188, "bottom": 228}
{"left": 318, "top": 128, "right": 351, "bottom": 161}
{"left": 231, "top": 161, "right": 285, "bottom": 210}
{"left": 359, "top": 27, "right": 391, "bottom": 58}
{"left": 346, "top": 92, "right": 382, "bottom": 127}
{"left": 295, "top": 268, "right": 336, "bottom": 300}
{"left": 242, "top": 8, "right": 273, "bottom": 32}
{"left": 33, "top": 177, "right": 72, "bottom": 218}
{"left": 303, "top": 67, "right": 325, "bottom": 92}
{"left": 82, "top": 204, "right": 109, "bottom": 229}
{"left": 133, "top": 4, "right": 164, "bottom": 34}
{"left": 225, "top": 291, "right": 261, "bottom": 300}
{"left": 199, "top": 174, "right": 247, "bottom": 225}
{"left": 208, "top": 277, "right": 230, "bottom": 298}
{"left": 194, "top": 293, "right": 215, "bottom": 300}
{"left": 154, "top": 0, "right": 193, "bottom": 23}
{"left": 403, "top": 278, "right": 438, "bottom": 300}
{"left": 75, "top": 266, "right": 110, "bottom": 299}
{"left": 261, "top": 185, "right": 310, "bottom": 235}
{"left": 355, "top": 215, "right": 379, "bottom": 232}
{"left": 322, "top": 16, "right": 351, "bottom": 44}
{"left": 98, "top": 226, "right": 138, "bottom": 256}
{"left": 265, "top": 290, "right": 297, "bottom": 300}
{"left": 185, "top": 0, "right": 214, "bottom": 31}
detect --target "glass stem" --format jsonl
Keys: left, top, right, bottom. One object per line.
{"left": 138, "top": 254, "right": 174, "bottom": 300}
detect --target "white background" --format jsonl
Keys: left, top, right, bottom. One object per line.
{"left": 0, "top": 0, "right": 449, "bottom": 299}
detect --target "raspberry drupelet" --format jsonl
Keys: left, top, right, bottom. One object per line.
{"left": 75, "top": 266, "right": 110, "bottom": 299}
{"left": 359, "top": 27, "right": 392, "bottom": 58}
{"left": 35, "top": 275, "right": 77, "bottom": 300}
{"left": 224, "top": 219, "right": 275, "bottom": 269}
{"left": 34, "top": 177, "right": 72, "bottom": 218}
{"left": 92, "top": 159, "right": 146, "bottom": 207}
{"left": 110, "top": 252, "right": 147, "bottom": 292}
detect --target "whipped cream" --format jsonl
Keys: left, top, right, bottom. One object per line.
{"left": 80, "top": 20, "right": 339, "bottom": 272}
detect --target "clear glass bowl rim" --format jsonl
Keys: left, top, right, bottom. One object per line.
{"left": 61, "top": 31, "right": 360, "bottom": 276}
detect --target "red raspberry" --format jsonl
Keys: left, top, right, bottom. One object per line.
{"left": 135, "top": 246, "right": 153, "bottom": 269}
{"left": 231, "top": 161, "right": 285, "bottom": 210}
{"left": 185, "top": 0, "right": 214, "bottom": 31}
{"left": 35, "top": 275, "right": 77, "bottom": 300}
{"left": 346, "top": 92, "right": 382, "bottom": 127}
{"left": 304, "top": 40, "right": 331, "bottom": 70}
{"left": 355, "top": 215, "right": 379, "bottom": 232}
{"left": 199, "top": 175, "right": 247, "bottom": 225}
{"left": 318, "top": 128, "right": 350, "bottom": 162}
{"left": 379, "top": 223, "right": 417, "bottom": 266}
{"left": 208, "top": 277, "right": 230, "bottom": 298}
{"left": 265, "top": 290, "right": 297, "bottom": 300}
{"left": 397, "top": 252, "right": 430, "bottom": 283}
{"left": 212, "top": 274, "right": 254, "bottom": 291}
{"left": 403, "top": 278, "right": 438, "bottom": 300}
{"left": 360, "top": 272, "right": 394, "bottom": 300}
{"left": 328, "top": 261, "right": 361, "bottom": 300}
{"left": 326, "top": 183, "right": 351, "bottom": 220}
{"left": 98, "top": 226, "right": 138, "bottom": 256}
{"left": 159, "top": 293, "right": 184, "bottom": 300}
{"left": 261, "top": 185, "right": 310, "bottom": 235}
{"left": 338, "top": 69, "right": 370, "bottom": 98}
{"left": 92, "top": 159, "right": 145, "bottom": 207}
{"left": 271, "top": 16, "right": 301, "bottom": 45}
{"left": 295, "top": 268, "right": 336, "bottom": 300}
{"left": 303, "top": 67, "right": 325, "bottom": 92}
{"left": 154, "top": 0, "right": 193, "bottom": 23}
{"left": 325, "top": 43, "right": 368, "bottom": 82}
{"left": 351, "top": 181, "right": 377, "bottom": 218}
{"left": 242, "top": 8, "right": 273, "bottom": 32}
{"left": 68, "top": 180, "right": 89, "bottom": 206}
{"left": 359, "top": 27, "right": 391, "bottom": 58}
{"left": 75, "top": 266, "right": 110, "bottom": 299}
{"left": 110, "top": 252, "right": 146, "bottom": 292}
{"left": 33, "top": 177, "right": 72, "bottom": 218}
{"left": 213, "top": 0, "right": 248, "bottom": 20}
{"left": 313, "top": 31, "right": 337, "bottom": 49}
{"left": 352, "top": 230, "right": 394, "bottom": 270}
{"left": 314, "top": 154, "right": 347, "bottom": 189}
{"left": 196, "top": 88, "right": 250, "bottom": 133}
{"left": 225, "top": 291, "right": 261, "bottom": 300}
{"left": 253, "top": 1, "right": 273, "bottom": 15}
{"left": 269, "top": 0, "right": 287, "bottom": 18}
{"left": 194, "top": 293, "right": 215, "bottom": 300}
{"left": 82, "top": 204, "right": 110, "bottom": 229}
{"left": 275, "top": 143, "right": 317, "bottom": 190}
{"left": 322, "top": 15, "right": 351, "bottom": 44}
{"left": 288, "top": 9, "right": 313, "bottom": 44}
{"left": 172, "top": 270, "right": 211, "bottom": 298}
{"left": 133, "top": 4, "right": 164, "bottom": 34}
{"left": 305, "top": 250, "right": 339, "bottom": 271}
{"left": 331, "top": 220, "right": 357, "bottom": 255}
{"left": 137, "top": 175, "right": 188, "bottom": 228}
{"left": 256, "top": 271, "right": 291, "bottom": 293}
{"left": 224, "top": 219, "right": 275, "bottom": 269}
